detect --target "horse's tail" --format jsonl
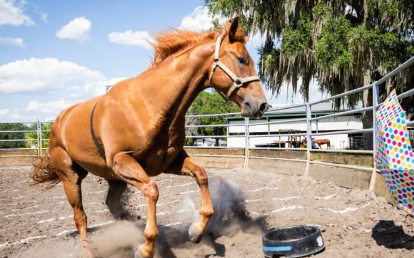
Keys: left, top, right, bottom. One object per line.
{"left": 30, "top": 155, "right": 61, "bottom": 189}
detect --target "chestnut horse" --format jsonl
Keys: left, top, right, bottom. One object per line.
{"left": 315, "top": 139, "right": 331, "bottom": 149}
{"left": 31, "top": 18, "right": 267, "bottom": 258}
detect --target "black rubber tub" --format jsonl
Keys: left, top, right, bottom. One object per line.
{"left": 262, "top": 225, "right": 325, "bottom": 258}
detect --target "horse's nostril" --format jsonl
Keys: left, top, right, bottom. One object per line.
{"left": 259, "top": 102, "right": 267, "bottom": 112}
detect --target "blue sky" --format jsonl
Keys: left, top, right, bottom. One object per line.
{"left": 0, "top": 0, "right": 319, "bottom": 121}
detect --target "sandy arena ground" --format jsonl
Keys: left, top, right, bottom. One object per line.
{"left": 1, "top": 165, "right": 414, "bottom": 258}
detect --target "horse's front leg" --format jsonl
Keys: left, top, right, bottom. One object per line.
{"left": 111, "top": 152, "right": 159, "bottom": 258}
{"left": 166, "top": 150, "right": 214, "bottom": 243}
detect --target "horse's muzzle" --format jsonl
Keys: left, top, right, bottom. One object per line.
{"left": 241, "top": 101, "right": 269, "bottom": 119}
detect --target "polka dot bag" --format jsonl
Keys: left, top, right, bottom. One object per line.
{"left": 375, "top": 89, "right": 414, "bottom": 216}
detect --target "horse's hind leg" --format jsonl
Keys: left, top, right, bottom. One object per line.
{"left": 111, "top": 152, "right": 159, "bottom": 258}
{"left": 50, "top": 147, "right": 91, "bottom": 256}
{"left": 165, "top": 151, "right": 214, "bottom": 243}
{"left": 105, "top": 180, "right": 127, "bottom": 219}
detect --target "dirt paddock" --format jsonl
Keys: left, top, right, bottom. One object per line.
{"left": 1, "top": 166, "right": 414, "bottom": 258}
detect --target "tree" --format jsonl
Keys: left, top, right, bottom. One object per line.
{"left": 207, "top": 0, "right": 414, "bottom": 149}
{"left": 25, "top": 124, "right": 51, "bottom": 149}
{"left": 186, "top": 90, "right": 240, "bottom": 146}
{"left": 0, "top": 123, "right": 30, "bottom": 149}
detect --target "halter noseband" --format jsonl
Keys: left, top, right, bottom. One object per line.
{"left": 208, "top": 33, "right": 260, "bottom": 100}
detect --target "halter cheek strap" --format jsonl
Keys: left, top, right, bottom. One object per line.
{"left": 208, "top": 34, "right": 260, "bottom": 100}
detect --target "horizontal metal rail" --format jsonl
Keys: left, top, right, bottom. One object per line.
{"left": 376, "top": 55, "right": 414, "bottom": 85}
{"left": 185, "top": 123, "right": 243, "bottom": 128}
{"left": 248, "top": 156, "right": 307, "bottom": 163}
{"left": 184, "top": 146, "right": 230, "bottom": 149}
{"left": 0, "top": 148, "right": 36, "bottom": 151}
{"left": 377, "top": 87, "right": 414, "bottom": 108}
{"left": 265, "top": 103, "right": 307, "bottom": 113}
{"left": 186, "top": 112, "right": 240, "bottom": 118}
{"left": 310, "top": 128, "right": 373, "bottom": 136}
{"left": 0, "top": 138, "right": 39, "bottom": 142}
{"left": 310, "top": 149, "right": 373, "bottom": 154}
{"left": 397, "top": 87, "right": 414, "bottom": 100}
{"left": 188, "top": 154, "right": 244, "bottom": 158}
{"left": 309, "top": 83, "right": 373, "bottom": 106}
{"left": 0, "top": 154, "right": 38, "bottom": 157}
{"left": 185, "top": 135, "right": 242, "bottom": 138}
{"left": 309, "top": 107, "right": 371, "bottom": 121}
{"left": 249, "top": 117, "right": 307, "bottom": 126}
{"left": 250, "top": 147, "right": 307, "bottom": 151}
{"left": 248, "top": 133, "right": 306, "bottom": 138}
{"left": 0, "top": 130, "right": 37, "bottom": 133}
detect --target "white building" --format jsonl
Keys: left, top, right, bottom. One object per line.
{"left": 227, "top": 104, "right": 364, "bottom": 149}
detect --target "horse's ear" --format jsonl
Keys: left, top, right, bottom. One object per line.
{"left": 229, "top": 17, "right": 239, "bottom": 42}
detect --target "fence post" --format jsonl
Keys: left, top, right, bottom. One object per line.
{"left": 369, "top": 82, "right": 379, "bottom": 191}
{"left": 304, "top": 103, "right": 311, "bottom": 176}
{"left": 37, "top": 120, "right": 42, "bottom": 157}
{"left": 244, "top": 117, "right": 249, "bottom": 168}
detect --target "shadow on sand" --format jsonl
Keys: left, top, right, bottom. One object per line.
{"left": 372, "top": 220, "right": 414, "bottom": 250}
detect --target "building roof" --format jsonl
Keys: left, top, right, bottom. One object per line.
{"left": 227, "top": 102, "right": 363, "bottom": 120}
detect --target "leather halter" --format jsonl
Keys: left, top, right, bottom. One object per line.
{"left": 209, "top": 33, "right": 260, "bottom": 100}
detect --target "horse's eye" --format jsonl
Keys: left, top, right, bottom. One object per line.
{"left": 238, "top": 56, "right": 248, "bottom": 65}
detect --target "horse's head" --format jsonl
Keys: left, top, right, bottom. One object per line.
{"left": 209, "top": 17, "right": 268, "bottom": 119}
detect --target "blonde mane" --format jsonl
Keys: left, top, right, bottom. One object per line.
{"left": 149, "top": 23, "right": 246, "bottom": 68}
{"left": 150, "top": 29, "right": 218, "bottom": 68}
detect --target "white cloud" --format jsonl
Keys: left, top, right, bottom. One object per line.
{"left": 0, "top": 108, "right": 30, "bottom": 122}
{"left": 180, "top": 6, "right": 226, "bottom": 31}
{"left": 33, "top": 4, "right": 48, "bottom": 24}
{"left": 108, "top": 30, "right": 154, "bottom": 48}
{"left": 26, "top": 98, "right": 72, "bottom": 113}
{"left": 39, "top": 12, "right": 47, "bottom": 23}
{"left": 246, "top": 33, "right": 265, "bottom": 49}
{"left": 0, "top": 58, "right": 105, "bottom": 94}
{"left": 107, "top": 77, "right": 126, "bottom": 85}
{"left": 0, "top": 108, "right": 9, "bottom": 117}
{"left": 0, "top": 58, "right": 128, "bottom": 120}
{"left": 56, "top": 17, "right": 91, "bottom": 42}
{"left": 0, "top": 34, "right": 25, "bottom": 47}
{"left": 0, "top": 0, "right": 34, "bottom": 26}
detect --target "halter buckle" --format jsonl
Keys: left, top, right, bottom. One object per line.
{"left": 235, "top": 78, "right": 243, "bottom": 87}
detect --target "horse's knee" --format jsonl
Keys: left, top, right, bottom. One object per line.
{"left": 200, "top": 205, "right": 214, "bottom": 218}
{"left": 143, "top": 180, "right": 159, "bottom": 202}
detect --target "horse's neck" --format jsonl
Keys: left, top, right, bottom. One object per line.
{"left": 136, "top": 42, "right": 213, "bottom": 129}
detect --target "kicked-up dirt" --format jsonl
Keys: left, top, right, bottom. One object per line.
{"left": 0, "top": 166, "right": 414, "bottom": 258}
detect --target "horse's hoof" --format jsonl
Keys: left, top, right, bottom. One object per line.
{"left": 134, "top": 244, "right": 153, "bottom": 258}
{"left": 188, "top": 223, "right": 203, "bottom": 244}
{"left": 134, "top": 250, "right": 143, "bottom": 258}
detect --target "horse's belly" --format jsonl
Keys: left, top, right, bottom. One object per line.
{"left": 141, "top": 146, "right": 181, "bottom": 176}
{"left": 75, "top": 158, "right": 118, "bottom": 180}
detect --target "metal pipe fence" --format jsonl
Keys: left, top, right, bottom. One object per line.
{"left": 0, "top": 122, "right": 52, "bottom": 157}
{"left": 1, "top": 56, "right": 414, "bottom": 192}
